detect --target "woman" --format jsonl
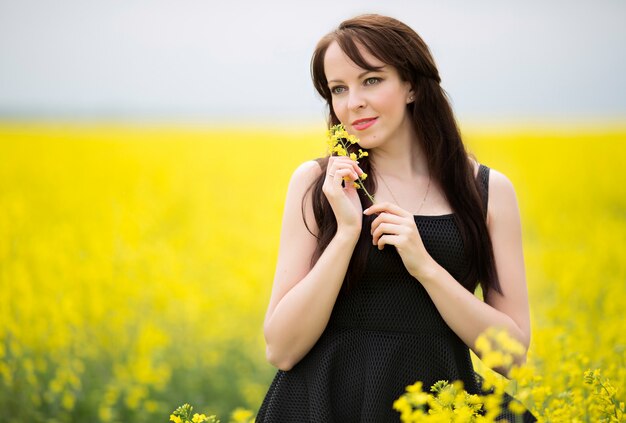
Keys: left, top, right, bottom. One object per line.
{"left": 257, "top": 14, "right": 535, "bottom": 422}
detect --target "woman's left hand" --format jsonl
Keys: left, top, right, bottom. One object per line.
{"left": 363, "top": 202, "right": 437, "bottom": 282}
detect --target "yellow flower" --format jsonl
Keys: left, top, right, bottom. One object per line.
{"left": 99, "top": 407, "right": 113, "bottom": 422}
{"left": 407, "top": 390, "right": 430, "bottom": 406}
{"left": 170, "top": 415, "right": 182, "bottom": 423}
{"left": 482, "top": 393, "right": 503, "bottom": 420}
{"left": 437, "top": 387, "right": 455, "bottom": 407}
{"left": 326, "top": 124, "right": 375, "bottom": 204}
{"left": 494, "top": 328, "right": 525, "bottom": 355}
{"left": 583, "top": 368, "right": 599, "bottom": 384}
{"left": 392, "top": 395, "right": 410, "bottom": 413}
{"left": 531, "top": 385, "right": 552, "bottom": 405}
{"left": 61, "top": 392, "right": 75, "bottom": 411}
{"left": 231, "top": 407, "right": 254, "bottom": 422}
{"left": 482, "top": 350, "right": 513, "bottom": 370}
{"left": 508, "top": 400, "right": 527, "bottom": 415}
{"left": 453, "top": 404, "right": 475, "bottom": 421}
{"left": 406, "top": 381, "right": 424, "bottom": 393}
{"left": 192, "top": 413, "right": 206, "bottom": 423}
{"left": 332, "top": 145, "right": 347, "bottom": 156}
{"left": 474, "top": 333, "right": 491, "bottom": 354}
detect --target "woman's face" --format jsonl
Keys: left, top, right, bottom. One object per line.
{"left": 324, "top": 40, "right": 413, "bottom": 150}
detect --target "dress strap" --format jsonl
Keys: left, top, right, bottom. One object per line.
{"left": 477, "top": 164, "right": 490, "bottom": 219}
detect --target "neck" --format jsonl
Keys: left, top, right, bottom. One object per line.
{"left": 370, "top": 124, "right": 428, "bottom": 179}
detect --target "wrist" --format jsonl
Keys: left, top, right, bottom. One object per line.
{"left": 413, "top": 257, "right": 441, "bottom": 285}
{"left": 335, "top": 225, "right": 362, "bottom": 244}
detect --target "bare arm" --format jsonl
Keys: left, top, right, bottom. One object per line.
{"left": 264, "top": 158, "right": 363, "bottom": 371}
{"left": 417, "top": 169, "right": 531, "bottom": 369}
{"left": 365, "top": 165, "right": 531, "bottom": 375}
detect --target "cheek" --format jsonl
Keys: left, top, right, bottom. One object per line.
{"left": 386, "top": 98, "right": 409, "bottom": 121}
{"left": 331, "top": 98, "right": 347, "bottom": 118}
{"left": 381, "top": 86, "right": 409, "bottom": 112}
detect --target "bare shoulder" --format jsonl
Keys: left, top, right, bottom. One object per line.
{"left": 487, "top": 168, "right": 518, "bottom": 204}
{"left": 468, "top": 157, "right": 516, "bottom": 200}
{"left": 468, "top": 158, "right": 517, "bottom": 221}
{"left": 469, "top": 157, "right": 480, "bottom": 178}
{"left": 485, "top": 167, "right": 520, "bottom": 226}
{"left": 291, "top": 159, "right": 323, "bottom": 183}
{"left": 283, "top": 159, "right": 324, "bottom": 235}
{"left": 286, "top": 160, "right": 323, "bottom": 209}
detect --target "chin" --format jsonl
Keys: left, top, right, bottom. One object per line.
{"left": 355, "top": 133, "right": 380, "bottom": 148}
{"left": 357, "top": 135, "right": 383, "bottom": 150}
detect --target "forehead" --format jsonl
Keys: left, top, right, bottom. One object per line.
{"left": 324, "top": 40, "right": 387, "bottom": 80}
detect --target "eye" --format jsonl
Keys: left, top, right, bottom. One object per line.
{"left": 330, "top": 85, "right": 347, "bottom": 95}
{"left": 364, "top": 77, "right": 381, "bottom": 86}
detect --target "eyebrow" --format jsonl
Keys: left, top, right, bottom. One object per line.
{"left": 327, "top": 68, "right": 385, "bottom": 84}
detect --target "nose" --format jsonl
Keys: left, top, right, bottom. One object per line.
{"left": 347, "top": 88, "right": 366, "bottom": 111}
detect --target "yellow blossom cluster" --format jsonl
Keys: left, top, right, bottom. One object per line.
{"left": 326, "top": 123, "right": 374, "bottom": 201}
{"left": 393, "top": 328, "right": 531, "bottom": 422}
{"left": 169, "top": 403, "right": 256, "bottom": 423}
{"left": 583, "top": 369, "right": 625, "bottom": 421}
{"left": 474, "top": 327, "right": 526, "bottom": 378}
{"left": 393, "top": 380, "right": 484, "bottom": 422}
{"left": 170, "top": 403, "right": 220, "bottom": 423}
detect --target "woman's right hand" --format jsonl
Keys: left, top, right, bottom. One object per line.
{"left": 322, "top": 156, "right": 364, "bottom": 234}
{"left": 263, "top": 159, "right": 365, "bottom": 371}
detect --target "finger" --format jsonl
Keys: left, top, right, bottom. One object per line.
{"left": 376, "top": 233, "right": 399, "bottom": 250}
{"left": 327, "top": 162, "right": 359, "bottom": 180}
{"left": 372, "top": 222, "right": 403, "bottom": 245}
{"left": 345, "top": 158, "right": 364, "bottom": 175}
{"left": 328, "top": 157, "right": 360, "bottom": 170}
{"left": 371, "top": 212, "right": 405, "bottom": 233}
{"left": 328, "top": 158, "right": 364, "bottom": 178}
{"left": 370, "top": 213, "right": 397, "bottom": 239}
{"left": 330, "top": 154, "right": 359, "bottom": 163}
{"left": 332, "top": 168, "right": 358, "bottom": 184}
{"left": 372, "top": 223, "right": 411, "bottom": 245}
{"left": 329, "top": 155, "right": 358, "bottom": 167}
{"left": 364, "top": 201, "right": 411, "bottom": 218}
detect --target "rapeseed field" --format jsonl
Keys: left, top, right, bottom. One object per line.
{"left": 0, "top": 122, "right": 624, "bottom": 422}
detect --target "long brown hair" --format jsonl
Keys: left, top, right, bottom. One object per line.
{"left": 304, "top": 14, "right": 502, "bottom": 296}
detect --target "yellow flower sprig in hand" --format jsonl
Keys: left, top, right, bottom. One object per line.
{"left": 327, "top": 123, "right": 375, "bottom": 205}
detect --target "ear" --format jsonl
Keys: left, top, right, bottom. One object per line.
{"left": 406, "top": 90, "right": 415, "bottom": 104}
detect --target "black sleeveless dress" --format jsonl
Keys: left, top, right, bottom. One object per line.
{"left": 256, "top": 164, "right": 536, "bottom": 422}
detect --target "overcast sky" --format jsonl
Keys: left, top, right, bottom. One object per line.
{"left": 0, "top": 0, "right": 624, "bottom": 123}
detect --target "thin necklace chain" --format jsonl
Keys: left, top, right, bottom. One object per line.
{"left": 378, "top": 172, "right": 432, "bottom": 215}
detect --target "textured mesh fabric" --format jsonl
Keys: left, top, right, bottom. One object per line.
{"left": 256, "top": 164, "right": 536, "bottom": 422}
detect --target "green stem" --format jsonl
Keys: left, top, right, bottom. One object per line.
{"left": 337, "top": 138, "right": 376, "bottom": 205}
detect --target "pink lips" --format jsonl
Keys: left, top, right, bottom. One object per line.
{"left": 352, "top": 117, "right": 378, "bottom": 131}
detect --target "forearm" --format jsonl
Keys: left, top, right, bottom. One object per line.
{"left": 264, "top": 228, "right": 359, "bottom": 370}
{"left": 418, "top": 262, "right": 529, "bottom": 369}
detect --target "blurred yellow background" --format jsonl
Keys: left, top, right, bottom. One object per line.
{"left": 1, "top": 122, "right": 624, "bottom": 421}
